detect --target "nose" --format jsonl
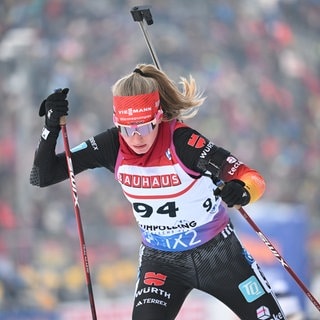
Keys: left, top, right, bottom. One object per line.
{"left": 131, "top": 131, "right": 143, "bottom": 141}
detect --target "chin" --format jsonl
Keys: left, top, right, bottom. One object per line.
{"left": 133, "top": 146, "right": 151, "bottom": 154}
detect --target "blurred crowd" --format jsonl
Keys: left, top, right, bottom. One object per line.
{"left": 0, "top": 0, "right": 319, "bottom": 318}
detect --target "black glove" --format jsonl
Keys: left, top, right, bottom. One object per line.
{"left": 214, "top": 179, "right": 250, "bottom": 207}
{"left": 39, "top": 88, "right": 69, "bottom": 132}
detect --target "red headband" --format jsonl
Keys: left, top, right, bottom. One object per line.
{"left": 113, "top": 91, "right": 160, "bottom": 125}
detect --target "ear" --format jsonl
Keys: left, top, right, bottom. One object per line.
{"left": 157, "top": 109, "right": 164, "bottom": 122}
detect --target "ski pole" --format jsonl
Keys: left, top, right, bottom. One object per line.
{"left": 239, "top": 205, "right": 320, "bottom": 312}
{"left": 130, "top": 5, "right": 320, "bottom": 313}
{"left": 131, "top": 5, "right": 161, "bottom": 70}
{"left": 58, "top": 89, "right": 97, "bottom": 319}
{"left": 213, "top": 178, "right": 320, "bottom": 312}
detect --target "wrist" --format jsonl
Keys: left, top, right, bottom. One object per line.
{"left": 41, "top": 125, "right": 60, "bottom": 140}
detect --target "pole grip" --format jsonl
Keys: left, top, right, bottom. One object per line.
{"left": 60, "top": 115, "right": 67, "bottom": 126}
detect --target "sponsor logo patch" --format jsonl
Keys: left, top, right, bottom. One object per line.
{"left": 242, "top": 248, "right": 255, "bottom": 265}
{"left": 187, "top": 133, "right": 206, "bottom": 148}
{"left": 256, "top": 305, "right": 270, "bottom": 320}
{"left": 41, "top": 127, "right": 50, "bottom": 140}
{"left": 71, "top": 142, "right": 88, "bottom": 153}
{"left": 144, "top": 272, "right": 167, "bottom": 286}
{"left": 238, "top": 276, "right": 265, "bottom": 302}
{"left": 118, "top": 173, "right": 181, "bottom": 188}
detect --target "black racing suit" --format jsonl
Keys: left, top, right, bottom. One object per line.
{"left": 30, "top": 125, "right": 286, "bottom": 320}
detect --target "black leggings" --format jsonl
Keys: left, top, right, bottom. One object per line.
{"left": 132, "top": 224, "right": 286, "bottom": 320}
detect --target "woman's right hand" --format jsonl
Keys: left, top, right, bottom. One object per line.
{"left": 39, "top": 88, "right": 69, "bottom": 131}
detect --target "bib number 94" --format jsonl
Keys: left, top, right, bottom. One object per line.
{"left": 134, "top": 197, "right": 216, "bottom": 218}
{"left": 133, "top": 201, "right": 179, "bottom": 218}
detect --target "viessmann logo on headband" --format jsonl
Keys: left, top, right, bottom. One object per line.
{"left": 118, "top": 107, "right": 153, "bottom": 116}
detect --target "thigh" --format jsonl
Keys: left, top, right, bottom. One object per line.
{"left": 197, "top": 232, "right": 285, "bottom": 319}
{"left": 132, "top": 250, "right": 192, "bottom": 320}
{"left": 217, "top": 254, "right": 285, "bottom": 319}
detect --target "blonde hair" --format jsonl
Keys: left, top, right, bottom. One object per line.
{"left": 112, "top": 64, "right": 206, "bottom": 121}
